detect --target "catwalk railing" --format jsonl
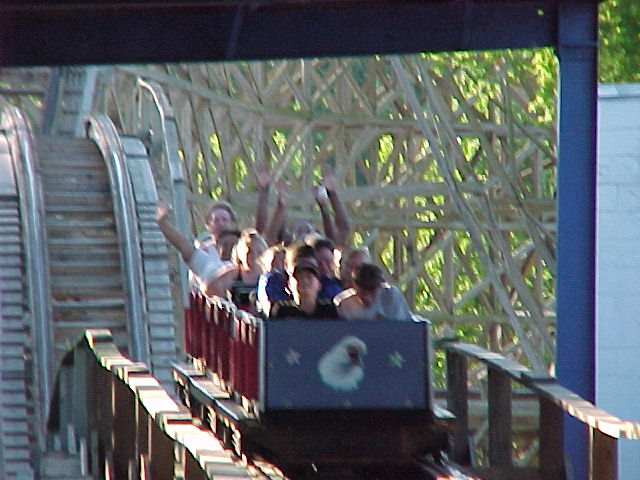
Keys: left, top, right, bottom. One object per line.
{"left": 186, "top": 289, "right": 640, "bottom": 479}
{"left": 47, "top": 329, "right": 258, "bottom": 480}
{"left": 443, "top": 342, "right": 640, "bottom": 480}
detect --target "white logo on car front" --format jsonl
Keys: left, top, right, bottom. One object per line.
{"left": 317, "top": 336, "right": 367, "bottom": 392}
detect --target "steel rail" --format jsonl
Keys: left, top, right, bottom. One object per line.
{"left": 0, "top": 102, "right": 54, "bottom": 447}
{"left": 136, "top": 78, "right": 191, "bottom": 308}
{"left": 86, "top": 114, "right": 150, "bottom": 364}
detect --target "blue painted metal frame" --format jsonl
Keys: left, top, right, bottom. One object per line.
{"left": 556, "top": 4, "right": 598, "bottom": 478}
{"left": 0, "top": 0, "right": 600, "bottom": 474}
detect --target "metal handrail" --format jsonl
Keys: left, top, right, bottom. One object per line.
{"left": 136, "top": 78, "right": 191, "bottom": 308}
{"left": 0, "top": 102, "right": 54, "bottom": 447}
{"left": 443, "top": 341, "right": 639, "bottom": 479}
{"left": 85, "top": 114, "right": 150, "bottom": 364}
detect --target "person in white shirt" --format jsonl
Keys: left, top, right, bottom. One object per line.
{"left": 197, "top": 201, "right": 237, "bottom": 251}
{"left": 156, "top": 201, "right": 230, "bottom": 292}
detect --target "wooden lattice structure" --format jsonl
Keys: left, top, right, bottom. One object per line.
{"left": 0, "top": 53, "right": 558, "bottom": 372}
{"left": 95, "top": 54, "right": 557, "bottom": 373}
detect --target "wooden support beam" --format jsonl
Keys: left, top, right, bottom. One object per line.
{"left": 112, "top": 379, "right": 137, "bottom": 479}
{"left": 591, "top": 428, "right": 617, "bottom": 480}
{"left": 539, "top": 396, "right": 566, "bottom": 480}
{"left": 446, "top": 351, "right": 470, "bottom": 465}
{"left": 488, "top": 367, "right": 512, "bottom": 467}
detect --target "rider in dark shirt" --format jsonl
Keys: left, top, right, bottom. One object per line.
{"left": 272, "top": 298, "right": 338, "bottom": 319}
{"left": 229, "top": 269, "right": 258, "bottom": 312}
{"left": 310, "top": 237, "right": 343, "bottom": 302}
{"left": 270, "top": 257, "right": 338, "bottom": 320}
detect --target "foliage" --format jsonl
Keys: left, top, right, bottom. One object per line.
{"left": 599, "top": 0, "right": 640, "bottom": 83}
{"left": 402, "top": 50, "right": 556, "bottom": 355}
{"left": 94, "top": 1, "right": 637, "bottom": 368}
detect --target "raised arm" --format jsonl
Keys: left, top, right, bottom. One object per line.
{"left": 157, "top": 200, "right": 230, "bottom": 294}
{"left": 254, "top": 166, "right": 271, "bottom": 235}
{"left": 156, "top": 201, "right": 195, "bottom": 263}
{"left": 315, "top": 185, "right": 337, "bottom": 243}
{"left": 324, "top": 172, "right": 351, "bottom": 248}
{"left": 265, "top": 180, "right": 288, "bottom": 245}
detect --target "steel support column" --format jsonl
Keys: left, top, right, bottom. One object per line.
{"left": 556, "top": 4, "right": 598, "bottom": 479}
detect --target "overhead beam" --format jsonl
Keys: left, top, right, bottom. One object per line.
{"left": 0, "top": 1, "right": 559, "bottom": 66}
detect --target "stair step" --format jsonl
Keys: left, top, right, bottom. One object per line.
{"left": 1, "top": 292, "right": 24, "bottom": 305}
{"left": 40, "top": 153, "right": 104, "bottom": 166}
{"left": 0, "top": 235, "right": 21, "bottom": 245}
{"left": 0, "top": 210, "right": 20, "bottom": 218}
{"left": 46, "top": 219, "right": 115, "bottom": 230}
{"left": 50, "top": 266, "right": 119, "bottom": 278}
{"left": 41, "top": 181, "right": 110, "bottom": 194}
{"left": 55, "top": 129, "right": 75, "bottom": 136}
{"left": 47, "top": 235, "right": 117, "bottom": 245}
{"left": 41, "top": 168, "right": 107, "bottom": 179}
{"left": 0, "top": 276, "right": 22, "bottom": 293}
{"left": 44, "top": 192, "right": 112, "bottom": 204}
{"left": 0, "top": 257, "right": 22, "bottom": 267}
{"left": 49, "top": 251, "right": 119, "bottom": 263}
{"left": 0, "top": 245, "right": 20, "bottom": 256}
{"left": 51, "top": 291, "right": 125, "bottom": 303}
{"left": 54, "top": 319, "right": 125, "bottom": 329}
{"left": 40, "top": 149, "right": 103, "bottom": 161}
{"left": 41, "top": 171, "right": 108, "bottom": 184}
{"left": 0, "top": 216, "right": 19, "bottom": 225}
{"left": 37, "top": 141, "right": 99, "bottom": 155}
{"left": 0, "top": 225, "right": 19, "bottom": 235}
{"left": 38, "top": 137, "right": 94, "bottom": 147}
{"left": 0, "top": 434, "right": 30, "bottom": 447}
{"left": 3, "top": 446, "right": 30, "bottom": 461}
{"left": 53, "top": 309, "right": 126, "bottom": 325}
{"left": 45, "top": 205, "right": 113, "bottom": 214}
{"left": 52, "top": 298, "right": 125, "bottom": 309}
{"left": 50, "top": 258, "right": 119, "bottom": 268}
{"left": 0, "top": 267, "right": 22, "bottom": 279}
{"left": 0, "top": 328, "right": 28, "bottom": 342}
{"left": 52, "top": 274, "right": 122, "bottom": 287}
{"left": 55, "top": 329, "right": 128, "bottom": 351}
{"left": 48, "top": 237, "right": 118, "bottom": 247}
{"left": 42, "top": 162, "right": 104, "bottom": 175}
{"left": 5, "top": 463, "right": 34, "bottom": 478}
{"left": 39, "top": 454, "right": 82, "bottom": 477}
{"left": 0, "top": 362, "right": 26, "bottom": 376}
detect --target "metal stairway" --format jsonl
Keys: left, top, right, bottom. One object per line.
{"left": 0, "top": 123, "right": 34, "bottom": 479}
{"left": 0, "top": 99, "right": 177, "bottom": 478}
{"left": 38, "top": 136, "right": 130, "bottom": 362}
{"left": 39, "top": 452, "right": 90, "bottom": 480}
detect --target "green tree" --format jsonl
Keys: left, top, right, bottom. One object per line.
{"left": 599, "top": 0, "right": 640, "bottom": 83}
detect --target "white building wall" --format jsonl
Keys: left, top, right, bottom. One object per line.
{"left": 596, "top": 84, "right": 640, "bottom": 478}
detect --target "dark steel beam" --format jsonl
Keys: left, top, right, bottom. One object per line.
{"left": 0, "top": 1, "right": 562, "bottom": 66}
{"left": 555, "top": 3, "right": 598, "bottom": 479}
